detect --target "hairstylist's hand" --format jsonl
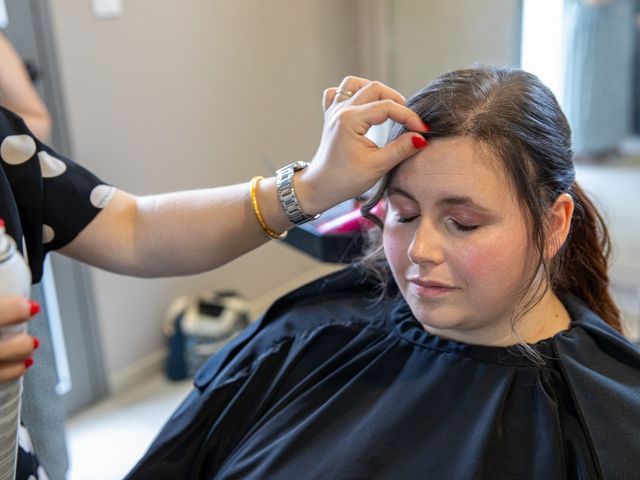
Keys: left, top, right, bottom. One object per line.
{"left": 0, "top": 296, "right": 39, "bottom": 383}
{"left": 296, "top": 76, "right": 429, "bottom": 215}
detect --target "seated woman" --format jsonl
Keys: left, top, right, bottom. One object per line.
{"left": 125, "top": 66, "right": 640, "bottom": 479}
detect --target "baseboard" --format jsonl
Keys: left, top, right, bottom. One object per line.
{"left": 109, "top": 348, "right": 169, "bottom": 395}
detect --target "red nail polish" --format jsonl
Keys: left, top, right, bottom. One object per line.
{"left": 33, "top": 337, "right": 40, "bottom": 350}
{"left": 29, "top": 300, "right": 40, "bottom": 316}
{"left": 412, "top": 136, "right": 428, "bottom": 149}
{"left": 423, "top": 122, "right": 432, "bottom": 132}
{"left": 25, "top": 358, "right": 34, "bottom": 369}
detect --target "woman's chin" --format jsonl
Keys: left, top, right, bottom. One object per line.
{"left": 407, "top": 302, "right": 469, "bottom": 334}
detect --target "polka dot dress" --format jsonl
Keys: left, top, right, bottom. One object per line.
{"left": 0, "top": 106, "right": 114, "bottom": 282}
{"left": 0, "top": 106, "right": 113, "bottom": 479}
{"left": 17, "top": 424, "right": 48, "bottom": 480}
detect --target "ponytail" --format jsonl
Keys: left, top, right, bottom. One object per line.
{"left": 553, "top": 182, "right": 622, "bottom": 333}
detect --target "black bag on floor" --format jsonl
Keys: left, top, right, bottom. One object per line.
{"left": 164, "top": 291, "right": 250, "bottom": 381}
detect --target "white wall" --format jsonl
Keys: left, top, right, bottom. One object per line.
{"left": 47, "top": 0, "right": 359, "bottom": 379}
{"left": 388, "top": 0, "right": 522, "bottom": 96}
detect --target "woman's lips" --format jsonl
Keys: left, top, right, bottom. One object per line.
{"left": 407, "top": 279, "right": 458, "bottom": 299}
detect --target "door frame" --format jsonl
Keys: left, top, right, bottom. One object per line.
{"left": 4, "top": 0, "right": 109, "bottom": 415}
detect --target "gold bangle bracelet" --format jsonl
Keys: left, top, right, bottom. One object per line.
{"left": 250, "top": 176, "right": 288, "bottom": 240}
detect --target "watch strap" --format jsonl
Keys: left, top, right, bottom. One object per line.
{"left": 276, "top": 161, "right": 320, "bottom": 225}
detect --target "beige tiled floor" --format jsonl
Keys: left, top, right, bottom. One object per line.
{"left": 66, "top": 374, "right": 192, "bottom": 480}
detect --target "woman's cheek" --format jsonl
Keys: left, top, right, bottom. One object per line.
{"left": 455, "top": 237, "right": 525, "bottom": 294}
{"left": 455, "top": 244, "right": 494, "bottom": 279}
{"left": 383, "top": 228, "right": 409, "bottom": 274}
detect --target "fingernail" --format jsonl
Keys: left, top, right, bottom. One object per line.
{"left": 423, "top": 122, "right": 431, "bottom": 132}
{"left": 33, "top": 337, "right": 40, "bottom": 350}
{"left": 29, "top": 300, "right": 40, "bottom": 316}
{"left": 25, "top": 358, "right": 34, "bottom": 369}
{"left": 412, "top": 136, "right": 428, "bottom": 149}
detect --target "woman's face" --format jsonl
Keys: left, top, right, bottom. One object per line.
{"left": 383, "top": 136, "right": 535, "bottom": 344}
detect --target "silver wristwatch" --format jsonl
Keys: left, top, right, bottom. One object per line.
{"left": 276, "top": 161, "right": 320, "bottom": 225}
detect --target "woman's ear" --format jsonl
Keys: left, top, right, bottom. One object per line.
{"left": 545, "top": 193, "right": 575, "bottom": 259}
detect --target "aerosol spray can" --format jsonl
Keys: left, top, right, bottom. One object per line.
{"left": 0, "top": 218, "right": 31, "bottom": 480}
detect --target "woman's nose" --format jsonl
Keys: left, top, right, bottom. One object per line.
{"left": 407, "top": 220, "right": 445, "bottom": 265}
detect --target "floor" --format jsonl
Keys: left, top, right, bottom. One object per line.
{"left": 65, "top": 374, "right": 192, "bottom": 480}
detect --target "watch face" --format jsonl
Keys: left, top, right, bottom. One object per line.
{"left": 276, "top": 161, "right": 309, "bottom": 175}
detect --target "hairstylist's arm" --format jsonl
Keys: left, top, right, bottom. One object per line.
{"left": 0, "top": 33, "right": 52, "bottom": 141}
{"left": 60, "top": 77, "right": 427, "bottom": 277}
{"left": 0, "top": 297, "right": 38, "bottom": 382}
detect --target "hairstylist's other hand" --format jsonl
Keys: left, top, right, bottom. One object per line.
{"left": 296, "top": 76, "right": 429, "bottom": 215}
{"left": 0, "top": 296, "right": 39, "bottom": 383}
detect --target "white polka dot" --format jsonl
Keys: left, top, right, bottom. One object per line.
{"left": 37, "top": 465, "right": 50, "bottom": 480}
{"left": 42, "top": 224, "right": 55, "bottom": 244}
{"left": 18, "top": 424, "right": 34, "bottom": 453}
{"left": 90, "top": 185, "right": 116, "bottom": 209}
{"left": 1, "top": 135, "right": 36, "bottom": 165}
{"left": 38, "top": 151, "right": 67, "bottom": 178}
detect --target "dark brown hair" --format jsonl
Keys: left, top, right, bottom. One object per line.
{"left": 360, "top": 66, "right": 622, "bottom": 338}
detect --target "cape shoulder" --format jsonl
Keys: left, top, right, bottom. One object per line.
{"left": 193, "top": 266, "right": 391, "bottom": 389}
{"left": 556, "top": 294, "right": 640, "bottom": 479}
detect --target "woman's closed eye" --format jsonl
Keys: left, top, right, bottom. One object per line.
{"left": 387, "top": 194, "right": 488, "bottom": 231}
{"left": 386, "top": 199, "right": 420, "bottom": 224}
{"left": 445, "top": 208, "right": 486, "bottom": 233}
{"left": 395, "top": 216, "right": 480, "bottom": 232}
{"left": 396, "top": 214, "right": 419, "bottom": 224}
{"left": 449, "top": 218, "right": 480, "bottom": 232}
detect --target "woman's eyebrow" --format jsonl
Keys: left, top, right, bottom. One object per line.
{"left": 387, "top": 186, "right": 492, "bottom": 213}
{"left": 386, "top": 186, "right": 418, "bottom": 202}
{"left": 436, "top": 196, "right": 492, "bottom": 213}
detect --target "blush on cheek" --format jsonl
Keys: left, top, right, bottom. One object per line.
{"left": 382, "top": 231, "right": 404, "bottom": 265}
{"left": 457, "top": 239, "right": 530, "bottom": 298}
{"left": 456, "top": 245, "right": 495, "bottom": 279}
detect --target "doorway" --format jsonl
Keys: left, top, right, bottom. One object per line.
{"left": 3, "top": 0, "right": 108, "bottom": 415}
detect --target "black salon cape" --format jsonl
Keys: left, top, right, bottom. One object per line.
{"left": 126, "top": 267, "right": 640, "bottom": 480}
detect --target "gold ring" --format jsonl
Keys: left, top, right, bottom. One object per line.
{"left": 336, "top": 88, "right": 354, "bottom": 98}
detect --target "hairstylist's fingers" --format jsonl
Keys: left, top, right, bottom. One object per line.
{"left": 348, "top": 80, "right": 406, "bottom": 107}
{"left": 337, "top": 75, "right": 370, "bottom": 93}
{"left": 0, "top": 333, "right": 36, "bottom": 362}
{"left": 371, "top": 131, "right": 429, "bottom": 169}
{"left": 0, "top": 332, "right": 37, "bottom": 382}
{"left": 350, "top": 99, "right": 427, "bottom": 134}
{"left": 333, "top": 75, "right": 372, "bottom": 103}
{"left": 0, "top": 360, "right": 30, "bottom": 383}
{"left": 323, "top": 88, "right": 338, "bottom": 111}
{"left": 0, "top": 296, "right": 36, "bottom": 326}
